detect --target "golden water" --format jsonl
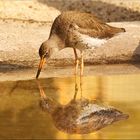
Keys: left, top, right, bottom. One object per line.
{"left": 0, "top": 75, "right": 140, "bottom": 139}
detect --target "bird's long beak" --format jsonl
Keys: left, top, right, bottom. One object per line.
{"left": 36, "top": 57, "right": 46, "bottom": 79}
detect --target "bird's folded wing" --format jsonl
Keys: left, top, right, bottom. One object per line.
{"left": 69, "top": 23, "right": 113, "bottom": 39}
{"left": 68, "top": 23, "right": 117, "bottom": 39}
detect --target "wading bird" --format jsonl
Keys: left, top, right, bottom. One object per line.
{"left": 36, "top": 11, "right": 125, "bottom": 79}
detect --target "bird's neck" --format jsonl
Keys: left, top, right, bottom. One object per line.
{"left": 49, "top": 34, "right": 65, "bottom": 51}
{"left": 47, "top": 35, "right": 64, "bottom": 56}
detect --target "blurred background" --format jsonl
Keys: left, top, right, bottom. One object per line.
{"left": 0, "top": 0, "right": 140, "bottom": 22}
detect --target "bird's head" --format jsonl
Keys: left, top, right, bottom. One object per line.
{"left": 36, "top": 41, "right": 51, "bottom": 79}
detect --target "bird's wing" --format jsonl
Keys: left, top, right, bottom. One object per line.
{"left": 65, "top": 23, "right": 107, "bottom": 47}
{"left": 68, "top": 22, "right": 116, "bottom": 39}
{"left": 50, "top": 11, "right": 124, "bottom": 41}
{"left": 51, "top": 12, "right": 108, "bottom": 39}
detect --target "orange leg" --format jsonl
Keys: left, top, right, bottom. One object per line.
{"left": 73, "top": 48, "right": 79, "bottom": 100}
{"left": 73, "top": 76, "right": 78, "bottom": 100}
{"left": 80, "top": 51, "right": 84, "bottom": 76}
{"left": 80, "top": 51, "right": 84, "bottom": 98}
{"left": 73, "top": 48, "right": 79, "bottom": 75}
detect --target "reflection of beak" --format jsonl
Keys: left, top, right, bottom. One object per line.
{"left": 36, "top": 79, "right": 47, "bottom": 98}
{"left": 36, "top": 57, "right": 46, "bottom": 79}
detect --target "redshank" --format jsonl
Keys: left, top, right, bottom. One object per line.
{"left": 36, "top": 11, "right": 125, "bottom": 79}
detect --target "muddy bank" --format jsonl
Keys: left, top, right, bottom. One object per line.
{"left": 0, "top": 20, "right": 140, "bottom": 68}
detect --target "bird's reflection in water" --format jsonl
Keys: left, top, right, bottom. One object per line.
{"left": 36, "top": 77, "right": 129, "bottom": 134}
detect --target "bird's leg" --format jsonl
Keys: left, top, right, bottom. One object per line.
{"left": 73, "top": 48, "right": 79, "bottom": 100}
{"left": 73, "top": 73, "right": 79, "bottom": 100}
{"left": 80, "top": 51, "right": 84, "bottom": 77}
{"left": 80, "top": 74, "right": 83, "bottom": 99}
{"left": 73, "top": 48, "right": 79, "bottom": 75}
{"left": 80, "top": 51, "right": 84, "bottom": 99}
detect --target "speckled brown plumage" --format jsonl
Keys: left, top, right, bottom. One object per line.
{"left": 36, "top": 11, "right": 126, "bottom": 79}
{"left": 50, "top": 11, "right": 125, "bottom": 43}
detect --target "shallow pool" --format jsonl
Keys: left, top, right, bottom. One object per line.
{"left": 0, "top": 75, "right": 139, "bottom": 139}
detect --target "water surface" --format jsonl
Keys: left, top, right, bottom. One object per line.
{"left": 0, "top": 75, "right": 140, "bottom": 139}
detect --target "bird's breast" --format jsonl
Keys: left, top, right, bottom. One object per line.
{"left": 67, "top": 32, "right": 107, "bottom": 50}
{"left": 78, "top": 33, "right": 107, "bottom": 49}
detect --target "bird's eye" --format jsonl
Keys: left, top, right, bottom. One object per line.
{"left": 45, "top": 52, "right": 49, "bottom": 58}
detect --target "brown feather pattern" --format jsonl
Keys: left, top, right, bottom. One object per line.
{"left": 50, "top": 11, "right": 125, "bottom": 43}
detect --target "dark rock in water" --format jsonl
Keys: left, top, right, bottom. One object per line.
{"left": 40, "top": 98, "right": 129, "bottom": 134}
